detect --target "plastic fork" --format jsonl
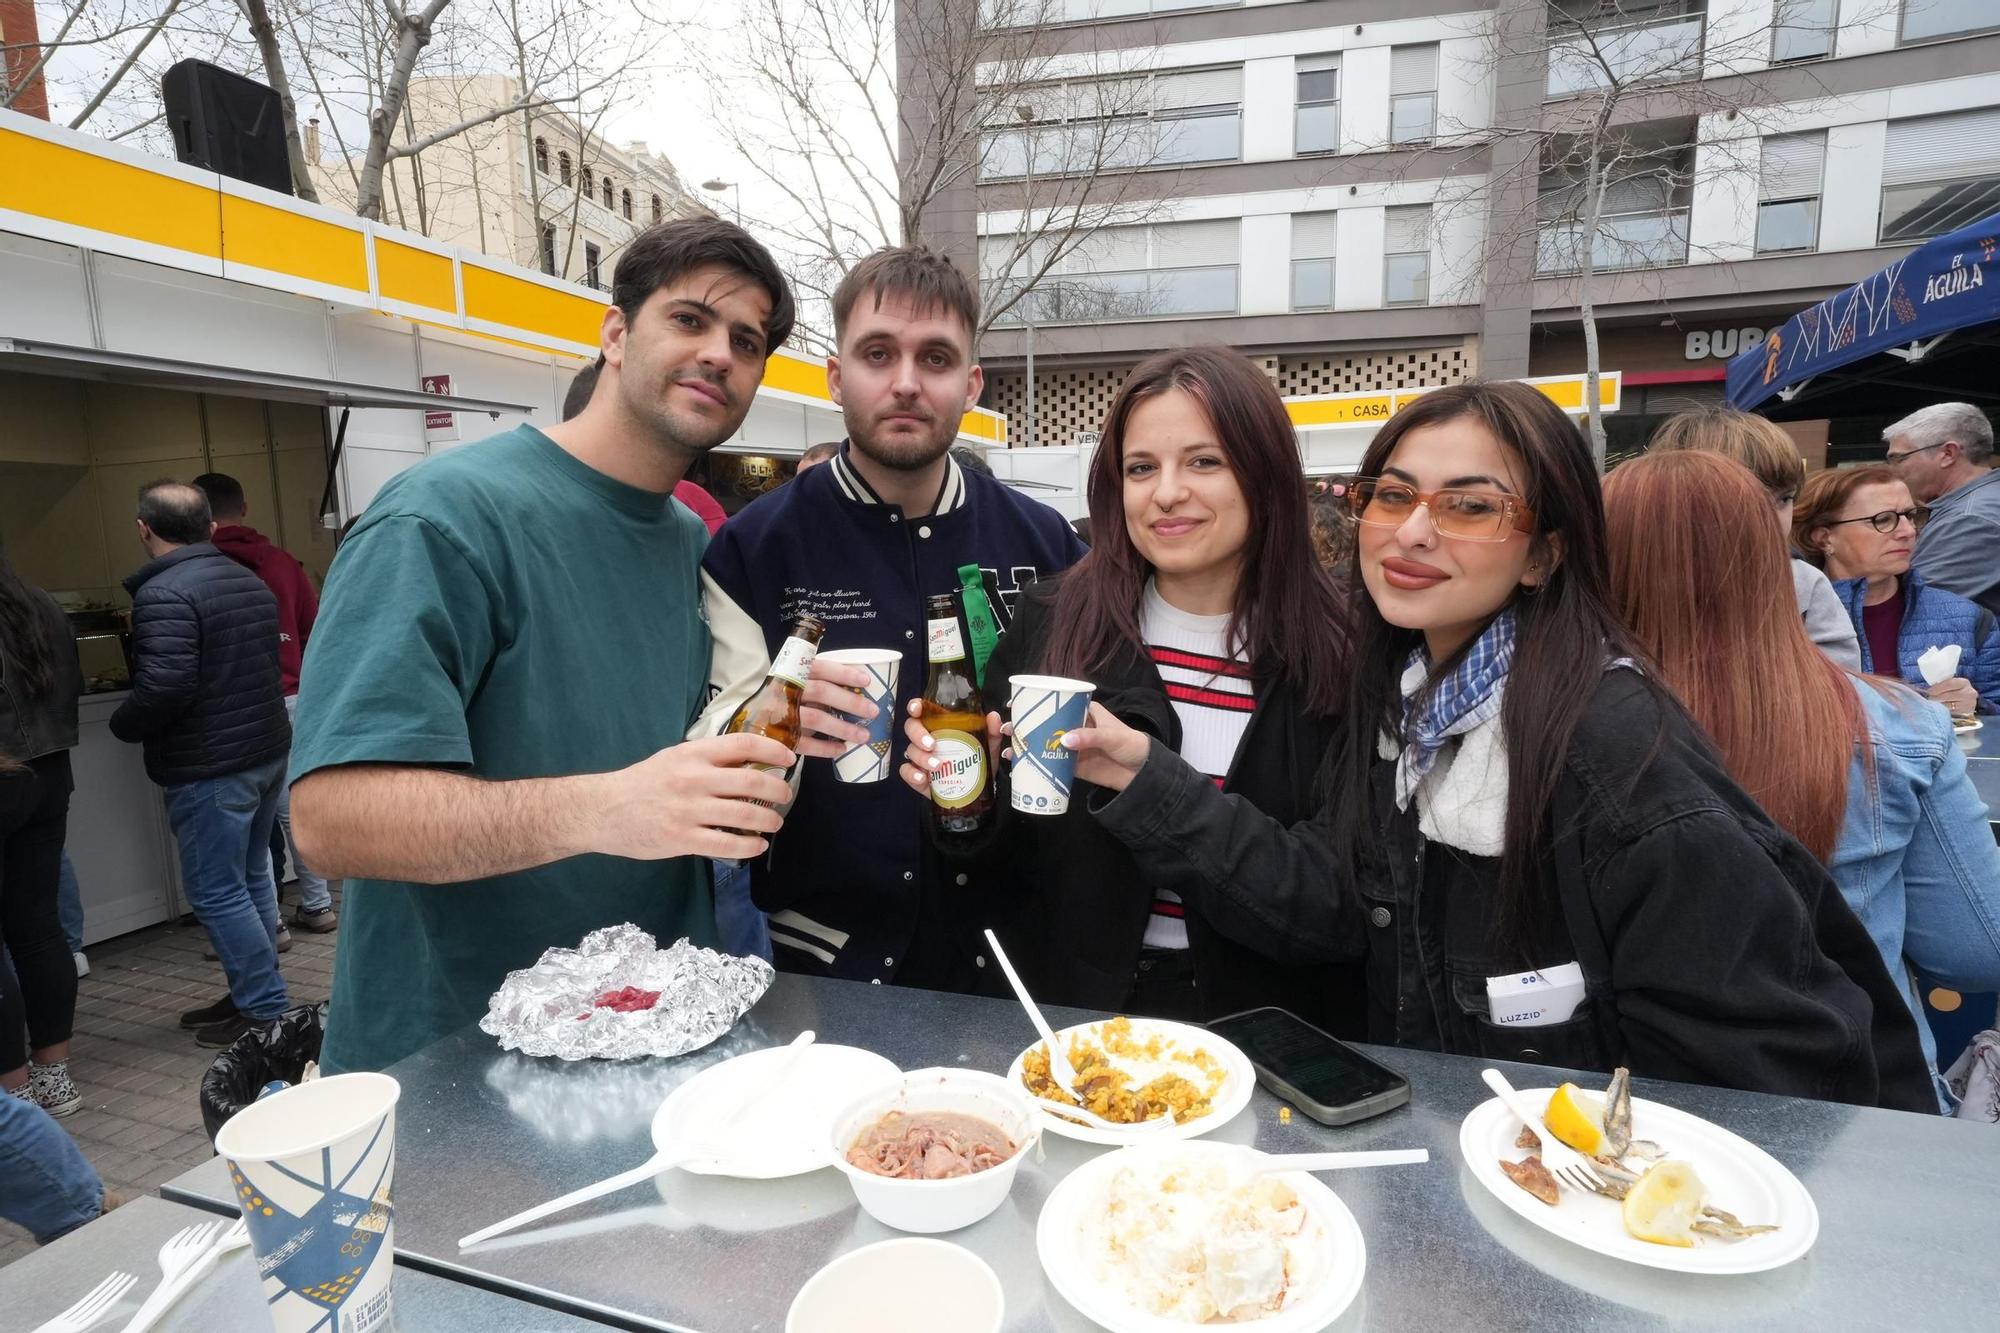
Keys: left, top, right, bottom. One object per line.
{"left": 983, "top": 929, "right": 1085, "bottom": 1098}
{"left": 1027, "top": 1092, "right": 1182, "bottom": 1137}
{"left": 118, "top": 1219, "right": 249, "bottom": 1333}
{"left": 1482, "top": 1067, "right": 1606, "bottom": 1195}
{"left": 31, "top": 1271, "right": 136, "bottom": 1333}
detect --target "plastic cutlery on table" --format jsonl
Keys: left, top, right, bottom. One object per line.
{"left": 117, "top": 1219, "right": 250, "bottom": 1333}
{"left": 1251, "top": 1148, "right": 1431, "bottom": 1174}
{"left": 1028, "top": 1091, "right": 1181, "bottom": 1137}
{"left": 31, "top": 1270, "right": 136, "bottom": 1333}
{"left": 1480, "top": 1067, "right": 1606, "bottom": 1195}
{"left": 125, "top": 1220, "right": 217, "bottom": 1327}
{"left": 458, "top": 1030, "right": 818, "bottom": 1249}
{"left": 982, "top": 929, "right": 1084, "bottom": 1098}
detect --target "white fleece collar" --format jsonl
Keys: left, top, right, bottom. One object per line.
{"left": 1378, "top": 670, "right": 1509, "bottom": 857}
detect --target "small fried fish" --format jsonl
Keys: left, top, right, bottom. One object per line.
{"left": 1500, "top": 1155, "right": 1561, "bottom": 1206}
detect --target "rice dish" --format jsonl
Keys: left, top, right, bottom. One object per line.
{"left": 1081, "top": 1152, "right": 1327, "bottom": 1323}
{"left": 1022, "top": 1017, "right": 1227, "bottom": 1126}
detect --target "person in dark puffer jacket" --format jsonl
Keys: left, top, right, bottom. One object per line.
{"left": 109, "top": 481, "right": 291, "bottom": 1048}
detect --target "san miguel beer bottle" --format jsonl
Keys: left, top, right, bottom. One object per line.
{"left": 921, "top": 593, "right": 993, "bottom": 848}
{"left": 719, "top": 615, "right": 826, "bottom": 854}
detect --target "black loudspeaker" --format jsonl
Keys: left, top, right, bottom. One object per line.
{"left": 161, "top": 59, "right": 293, "bottom": 195}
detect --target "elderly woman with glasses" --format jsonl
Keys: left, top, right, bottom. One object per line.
{"left": 1795, "top": 465, "right": 2000, "bottom": 715}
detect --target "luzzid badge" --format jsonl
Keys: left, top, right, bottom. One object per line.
{"left": 213, "top": 1072, "right": 403, "bottom": 1333}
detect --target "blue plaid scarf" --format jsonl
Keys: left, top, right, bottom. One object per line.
{"left": 1393, "top": 607, "right": 1516, "bottom": 811}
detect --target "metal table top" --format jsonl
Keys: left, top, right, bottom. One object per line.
{"left": 0, "top": 1193, "right": 614, "bottom": 1331}
{"left": 161, "top": 973, "right": 2000, "bottom": 1333}
{"left": 1963, "top": 752, "right": 1999, "bottom": 826}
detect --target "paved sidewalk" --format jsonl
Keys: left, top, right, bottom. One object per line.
{"left": 0, "top": 892, "right": 337, "bottom": 1270}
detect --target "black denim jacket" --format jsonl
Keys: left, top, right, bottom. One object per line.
{"left": 1098, "top": 669, "right": 1937, "bottom": 1112}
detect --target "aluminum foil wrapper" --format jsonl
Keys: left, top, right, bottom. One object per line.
{"left": 479, "top": 923, "right": 774, "bottom": 1061}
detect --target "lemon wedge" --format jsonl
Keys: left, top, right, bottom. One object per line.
{"left": 1622, "top": 1161, "right": 1706, "bottom": 1247}
{"left": 1542, "top": 1083, "right": 1606, "bottom": 1156}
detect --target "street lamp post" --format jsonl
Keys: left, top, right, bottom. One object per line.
{"left": 701, "top": 179, "right": 740, "bottom": 223}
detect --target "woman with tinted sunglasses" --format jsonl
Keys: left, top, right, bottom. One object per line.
{"left": 1124, "top": 380, "right": 1933, "bottom": 1108}
{"left": 898, "top": 348, "right": 1360, "bottom": 1034}
{"left": 1794, "top": 465, "right": 2000, "bottom": 715}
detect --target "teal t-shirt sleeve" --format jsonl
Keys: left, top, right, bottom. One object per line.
{"left": 290, "top": 513, "right": 499, "bottom": 781}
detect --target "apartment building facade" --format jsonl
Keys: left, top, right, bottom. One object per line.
{"left": 311, "top": 75, "right": 706, "bottom": 293}
{"left": 918, "top": 0, "right": 2000, "bottom": 463}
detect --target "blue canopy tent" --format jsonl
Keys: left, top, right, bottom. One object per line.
{"left": 1727, "top": 211, "right": 2000, "bottom": 419}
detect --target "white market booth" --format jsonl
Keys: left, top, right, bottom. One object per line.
{"left": 0, "top": 107, "right": 1001, "bottom": 943}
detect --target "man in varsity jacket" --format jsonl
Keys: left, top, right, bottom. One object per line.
{"left": 696, "top": 247, "right": 1086, "bottom": 991}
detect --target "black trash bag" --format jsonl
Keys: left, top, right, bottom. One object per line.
{"left": 199, "top": 1002, "right": 328, "bottom": 1142}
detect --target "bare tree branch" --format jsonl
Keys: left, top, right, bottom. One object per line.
{"left": 68, "top": 0, "right": 188, "bottom": 129}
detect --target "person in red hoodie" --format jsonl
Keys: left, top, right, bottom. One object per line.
{"left": 563, "top": 361, "right": 728, "bottom": 533}
{"left": 193, "top": 473, "right": 336, "bottom": 933}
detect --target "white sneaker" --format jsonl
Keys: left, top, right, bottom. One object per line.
{"left": 73, "top": 951, "right": 89, "bottom": 979}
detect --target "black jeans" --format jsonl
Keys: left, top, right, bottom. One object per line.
{"left": 1125, "top": 945, "right": 1201, "bottom": 1022}
{"left": 0, "top": 750, "right": 77, "bottom": 1071}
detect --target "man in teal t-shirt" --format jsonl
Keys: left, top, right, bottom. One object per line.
{"left": 289, "top": 219, "right": 811, "bottom": 1074}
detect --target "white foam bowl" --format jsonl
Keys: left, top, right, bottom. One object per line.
{"left": 827, "top": 1067, "right": 1038, "bottom": 1234}
{"left": 787, "top": 1237, "right": 1003, "bottom": 1333}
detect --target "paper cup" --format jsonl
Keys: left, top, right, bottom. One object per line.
{"left": 1008, "top": 675, "right": 1094, "bottom": 816}
{"left": 787, "top": 1238, "right": 1003, "bottom": 1333}
{"left": 817, "top": 649, "right": 902, "bottom": 784}
{"left": 213, "top": 1072, "right": 401, "bottom": 1333}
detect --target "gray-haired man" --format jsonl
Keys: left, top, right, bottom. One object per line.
{"left": 1885, "top": 402, "right": 2000, "bottom": 616}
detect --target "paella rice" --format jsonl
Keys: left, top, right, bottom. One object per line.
{"left": 1021, "top": 1017, "right": 1229, "bottom": 1125}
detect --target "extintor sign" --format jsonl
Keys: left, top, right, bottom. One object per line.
{"left": 421, "top": 374, "right": 458, "bottom": 442}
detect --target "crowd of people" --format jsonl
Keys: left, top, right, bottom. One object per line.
{"left": 3, "top": 212, "right": 1997, "bottom": 1243}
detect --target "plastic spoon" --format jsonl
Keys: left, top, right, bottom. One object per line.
{"left": 983, "top": 929, "right": 1084, "bottom": 1099}
{"left": 1252, "top": 1148, "right": 1431, "bottom": 1173}
{"left": 458, "top": 1031, "right": 817, "bottom": 1249}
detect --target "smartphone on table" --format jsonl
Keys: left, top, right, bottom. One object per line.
{"left": 1206, "top": 1007, "right": 1410, "bottom": 1126}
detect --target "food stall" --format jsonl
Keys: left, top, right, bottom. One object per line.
{"left": 0, "top": 107, "right": 1002, "bottom": 942}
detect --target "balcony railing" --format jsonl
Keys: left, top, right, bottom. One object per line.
{"left": 1546, "top": 13, "right": 1705, "bottom": 97}
{"left": 1535, "top": 208, "right": 1691, "bottom": 275}
{"left": 986, "top": 265, "right": 1239, "bottom": 325}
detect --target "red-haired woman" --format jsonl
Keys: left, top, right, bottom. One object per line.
{"left": 1605, "top": 446, "right": 2000, "bottom": 1111}
{"left": 900, "top": 346, "right": 1361, "bottom": 1033}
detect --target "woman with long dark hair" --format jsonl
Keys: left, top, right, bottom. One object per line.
{"left": 0, "top": 539, "right": 85, "bottom": 1116}
{"left": 1115, "top": 380, "right": 1933, "bottom": 1107}
{"left": 1605, "top": 446, "right": 2000, "bottom": 1111}
{"left": 899, "top": 347, "right": 1360, "bottom": 1032}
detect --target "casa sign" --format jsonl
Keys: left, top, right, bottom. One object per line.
{"left": 1684, "top": 327, "right": 1769, "bottom": 361}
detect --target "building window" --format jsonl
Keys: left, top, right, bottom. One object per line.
{"left": 1772, "top": 0, "right": 1835, "bottom": 61}
{"left": 585, "top": 242, "right": 602, "bottom": 290}
{"left": 534, "top": 137, "right": 549, "bottom": 173}
{"left": 1535, "top": 161, "right": 1691, "bottom": 274}
{"left": 540, "top": 223, "right": 557, "bottom": 275}
{"left": 982, "top": 0, "right": 1247, "bottom": 29}
{"left": 978, "top": 65, "right": 1243, "bottom": 181}
{"left": 1295, "top": 55, "right": 1339, "bottom": 156}
{"left": 1901, "top": 0, "right": 1999, "bottom": 43}
{"left": 650, "top": 194, "right": 664, "bottom": 224}
{"left": 581, "top": 166, "right": 594, "bottom": 197}
{"left": 1383, "top": 205, "right": 1430, "bottom": 306}
{"left": 1879, "top": 107, "right": 2000, "bottom": 243}
{"left": 1388, "top": 45, "right": 1438, "bottom": 146}
{"left": 982, "top": 218, "right": 1241, "bottom": 324}
{"left": 1547, "top": 0, "right": 1706, "bottom": 97}
{"left": 1291, "top": 212, "right": 1336, "bottom": 311}
{"left": 621, "top": 188, "right": 634, "bottom": 220}
{"left": 558, "top": 151, "right": 572, "bottom": 185}
{"left": 603, "top": 179, "right": 615, "bottom": 209}
{"left": 1756, "top": 131, "right": 1825, "bottom": 254}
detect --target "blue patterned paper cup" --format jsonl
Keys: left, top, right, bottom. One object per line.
{"left": 1008, "top": 675, "right": 1094, "bottom": 816}
{"left": 817, "top": 648, "right": 903, "bottom": 784}
{"left": 213, "top": 1072, "right": 401, "bottom": 1333}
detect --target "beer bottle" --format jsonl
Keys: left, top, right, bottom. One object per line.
{"left": 722, "top": 614, "right": 827, "bottom": 768}
{"left": 717, "top": 615, "right": 826, "bottom": 859}
{"left": 921, "top": 593, "right": 993, "bottom": 847}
